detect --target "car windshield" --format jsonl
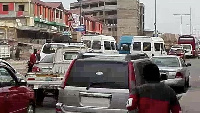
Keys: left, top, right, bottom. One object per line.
{"left": 40, "top": 54, "right": 54, "bottom": 63}
{"left": 120, "top": 43, "right": 130, "bottom": 51}
{"left": 183, "top": 45, "right": 192, "bottom": 50}
{"left": 66, "top": 60, "right": 128, "bottom": 89}
{"left": 152, "top": 57, "right": 180, "bottom": 67}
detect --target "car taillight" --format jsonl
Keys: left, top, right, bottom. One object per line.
{"left": 175, "top": 72, "right": 183, "bottom": 78}
{"left": 56, "top": 108, "right": 62, "bottom": 113}
{"left": 27, "top": 78, "right": 35, "bottom": 80}
{"left": 61, "top": 59, "right": 77, "bottom": 89}
{"left": 32, "top": 66, "right": 41, "bottom": 72}
{"left": 128, "top": 62, "right": 136, "bottom": 92}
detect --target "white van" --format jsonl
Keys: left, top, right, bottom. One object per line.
{"left": 132, "top": 36, "right": 167, "bottom": 57}
{"left": 81, "top": 35, "right": 118, "bottom": 54}
{"left": 40, "top": 42, "right": 87, "bottom": 61}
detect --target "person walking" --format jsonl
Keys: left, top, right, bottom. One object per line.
{"left": 126, "top": 63, "right": 181, "bottom": 113}
{"left": 28, "top": 49, "right": 37, "bottom": 72}
{"left": 15, "top": 46, "right": 21, "bottom": 60}
{"left": 36, "top": 50, "right": 41, "bottom": 61}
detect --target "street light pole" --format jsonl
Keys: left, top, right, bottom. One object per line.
{"left": 77, "top": 0, "right": 82, "bottom": 26}
{"left": 154, "top": 0, "right": 157, "bottom": 37}
{"left": 173, "top": 13, "right": 190, "bottom": 35}
{"left": 190, "top": 7, "right": 192, "bottom": 35}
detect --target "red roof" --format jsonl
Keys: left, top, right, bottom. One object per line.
{"left": 32, "top": 0, "right": 64, "bottom": 9}
{"left": 45, "top": 2, "right": 63, "bottom": 9}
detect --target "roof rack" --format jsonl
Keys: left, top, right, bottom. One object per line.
{"left": 77, "top": 53, "right": 149, "bottom": 60}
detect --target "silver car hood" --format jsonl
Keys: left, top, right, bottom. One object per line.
{"left": 158, "top": 67, "right": 182, "bottom": 72}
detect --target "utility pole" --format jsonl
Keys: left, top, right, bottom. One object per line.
{"left": 173, "top": 13, "right": 190, "bottom": 35}
{"left": 77, "top": 0, "right": 82, "bottom": 26}
{"left": 190, "top": 7, "right": 192, "bottom": 35}
{"left": 154, "top": 0, "right": 157, "bottom": 37}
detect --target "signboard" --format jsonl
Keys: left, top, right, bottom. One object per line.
{"left": 72, "top": 14, "right": 80, "bottom": 28}
{"left": 75, "top": 25, "right": 86, "bottom": 32}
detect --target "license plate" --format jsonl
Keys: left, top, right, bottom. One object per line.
{"left": 34, "top": 85, "right": 39, "bottom": 89}
{"left": 45, "top": 77, "right": 52, "bottom": 81}
{"left": 36, "top": 74, "right": 60, "bottom": 77}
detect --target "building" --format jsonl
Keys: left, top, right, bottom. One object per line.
{"left": 70, "top": 0, "right": 144, "bottom": 42}
{"left": 0, "top": 0, "right": 103, "bottom": 45}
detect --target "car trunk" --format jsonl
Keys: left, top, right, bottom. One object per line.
{"left": 159, "top": 67, "right": 182, "bottom": 79}
{"left": 59, "top": 60, "right": 129, "bottom": 110}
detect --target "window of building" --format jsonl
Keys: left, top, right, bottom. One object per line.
{"left": 60, "top": 12, "right": 62, "bottom": 19}
{"left": 92, "top": 22, "right": 95, "bottom": 30}
{"left": 18, "top": 5, "right": 24, "bottom": 11}
{"left": 56, "top": 12, "right": 59, "bottom": 18}
{"left": 99, "top": 11, "right": 103, "bottom": 15}
{"left": 3, "top": 5, "right": 8, "bottom": 11}
{"left": 108, "top": 28, "right": 112, "bottom": 31}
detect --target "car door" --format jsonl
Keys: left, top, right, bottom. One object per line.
{"left": 0, "top": 86, "right": 7, "bottom": 112}
{"left": 0, "top": 66, "right": 26, "bottom": 113}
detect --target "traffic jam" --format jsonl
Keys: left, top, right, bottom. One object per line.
{"left": 0, "top": 34, "right": 198, "bottom": 113}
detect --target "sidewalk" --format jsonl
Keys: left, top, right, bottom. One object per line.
{"left": 179, "top": 88, "right": 200, "bottom": 113}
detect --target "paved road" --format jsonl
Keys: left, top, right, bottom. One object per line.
{"left": 179, "top": 58, "right": 200, "bottom": 112}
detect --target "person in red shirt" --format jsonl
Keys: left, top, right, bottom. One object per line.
{"left": 126, "top": 63, "right": 181, "bottom": 113}
{"left": 28, "top": 49, "right": 37, "bottom": 72}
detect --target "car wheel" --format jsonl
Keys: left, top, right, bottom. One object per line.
{"left": 180, "top": 81, "right": 187, "bottom": 93}
{"left": 187, "top": 78, "right": 190, "bottom": 87}
{"left": 27, "top": 103, "right": 35, "bottom": 113}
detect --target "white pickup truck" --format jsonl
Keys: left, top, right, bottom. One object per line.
{"left": 26, "top": 46, "right": 88, "bottom": 105}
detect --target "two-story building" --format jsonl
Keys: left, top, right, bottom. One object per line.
{"left": 0, "top": 0, "right": 103, "bottom": 45}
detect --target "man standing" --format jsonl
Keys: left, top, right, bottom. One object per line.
{"left": 126, "top": 63, "right": 181, "bottom": 113}
{"left": 28, "top": 49, "right": 37, "bottom": 72}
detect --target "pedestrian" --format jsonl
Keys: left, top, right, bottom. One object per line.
{"left": 15, "top": 46, "right": 21, "bottom": 60}
{"left": 126, "top": 63, "right": 181, "bottom": 113}
{"left": 36, "top": 50, "right": 41, "bottom": 61}
{"left": 28, "top": 49, "right": 37, "bottom": 72}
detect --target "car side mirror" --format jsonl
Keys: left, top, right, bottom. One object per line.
{"left": 18, "top": 78, "right": 27, "bottom": 86}
{"left": 186, "top": 63, "right": 191, "bottom": 67}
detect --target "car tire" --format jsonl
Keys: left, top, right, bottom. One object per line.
{"left": 187, "top": 78, "right": 190, "bottom": 87}
{"left": 27, "top": 103, "right": 35, "bottom": 113}
{"left": 180, "top": 82, "right": 187, "bottom": 93}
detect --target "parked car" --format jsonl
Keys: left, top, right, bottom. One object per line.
{"left": 168, "top": 48, "right": 186, "bottom": 60}
{"left": 0, "top": 59, "right": 26, "bottom": 80}
{"left": 56, "top": 54, "right": 152, "bottom": 113}
{"left": 151, "top": 56, "right": 191, "bottom": 92}
{"left": 0, "top": 62, "right": 35, "bottom": 113}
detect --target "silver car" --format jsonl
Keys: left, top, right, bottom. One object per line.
{"left": 56, "top": 54, "right": 152, "bottom": 113}
{"left": 151, "top": 56, "right": 191, "bottom": 92}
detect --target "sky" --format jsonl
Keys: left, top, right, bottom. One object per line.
{"left": 43, "top": 0, "right": 200, "bottom": 35}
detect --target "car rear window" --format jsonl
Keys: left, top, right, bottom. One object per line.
{"left": 63, "top": 52, "right": 78, "bottom": 60}
{"left": 40, "top": 54, "right": 54, "bottom": 63}
{"left": 66, "top": 60, "right": 129, "bottom": 89}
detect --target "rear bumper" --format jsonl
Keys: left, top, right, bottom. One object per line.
{"left": 162, "top": 78, "right": 185, "bottom": 87}
{"left": 56, "top": 103, "right": 136, "bottom": 113}
{"left": 27, "top": 81, "right": 62, "bottom": 89}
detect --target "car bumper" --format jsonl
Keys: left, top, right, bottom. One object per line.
{"left": 56, "top": 103, "right": 136, "bottom": 113}
{"left": 27, "top": 81, "right": 62, "bottom": 89}
{"left": 161, "top": 78, "right": 185, "bottom": 87}
{"left": 185, "top": 53, "right": 192, "bottom": 56}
